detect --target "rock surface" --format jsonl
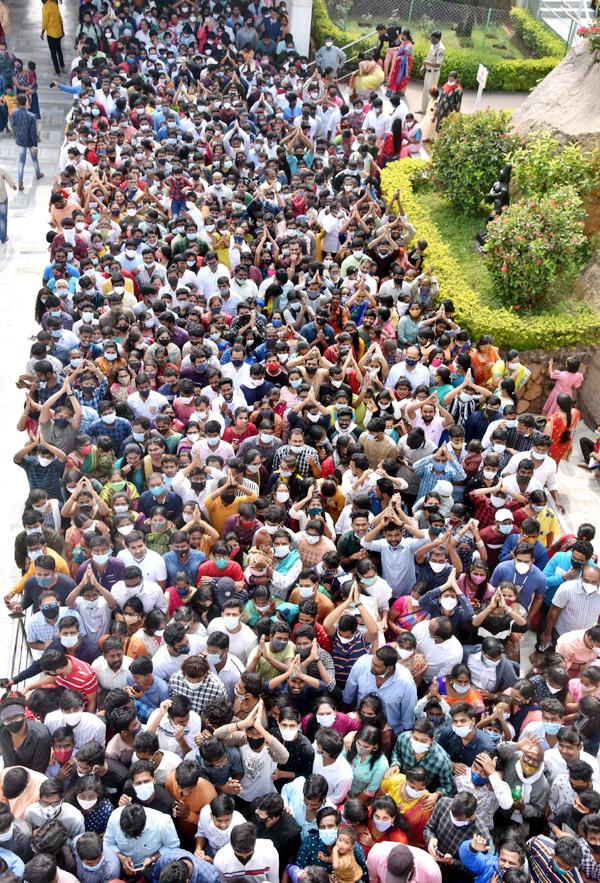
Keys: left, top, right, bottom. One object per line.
{"left": 511, "top": 41, "right": 600, "bottom": 150}
{"left": 574, "top": 249, "right": 600, "bottom": 313}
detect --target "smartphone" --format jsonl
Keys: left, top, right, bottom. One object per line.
{"left": 435, "top": 850, "right": 446, "bottom": 859}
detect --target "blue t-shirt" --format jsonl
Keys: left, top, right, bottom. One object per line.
{"left": 490, "top": 560, "right": 546, "bottom": 609}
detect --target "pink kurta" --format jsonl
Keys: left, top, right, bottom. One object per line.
{"left": 542, "top": 370, "right": 583, "bottom": 416}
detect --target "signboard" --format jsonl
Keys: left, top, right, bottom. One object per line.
{"left": 477, "top": 63, "right": 489, "bottom": 87}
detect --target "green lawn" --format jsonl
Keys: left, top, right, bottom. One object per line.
{"left": 415, "top": 189, "right": 493, "bottom": 294}
{"left": 344, "top": 20, "right": 528, "bottom": 62}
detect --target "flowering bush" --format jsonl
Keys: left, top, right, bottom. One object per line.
{"left": 577, "top": 25, "right": 600, "bottom": 64}
{"left": 381, "top": 160, "right": 600, "bottom": 349}
{"left": 510, "top": 132, "right": 598, "bottom": 197}
{"left": 486, "top": 188, "right": 586, "bottom": 310}
{"left": 428, "top": 110, "right": 522, "bottom": 211}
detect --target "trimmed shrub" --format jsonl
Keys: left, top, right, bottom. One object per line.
{"left": 487, "top": 189, "right": 586, "bottom": 310}
{"left": 429, "top": 110, "right": 521, "bottom": 211}
{"left": 509, "top": 8, "right": 566, "bottom": 59}
{"left": 381, "top": 159, "right": 600, "bottom": 350}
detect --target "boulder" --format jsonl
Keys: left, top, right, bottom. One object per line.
{"left": 511, "top": 41, "right": 600, "bottom": 151}
{"left": 574, "top": 249, "right": 600, "bottom": 313}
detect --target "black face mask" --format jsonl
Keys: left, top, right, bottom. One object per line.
{"left": 572, "top": 809, "right": 586, "bottom": 825}
{"left": 247, "top": 736, "right": 264, "bottom": 751}
{"left": 191, "top": 481, "right": 206, "bottom": 491}
{"left": 5, "top": 720, "right": 24, "bottom": 734}
{"left": 42, "top": 605, "right": 59, "bottom": 620}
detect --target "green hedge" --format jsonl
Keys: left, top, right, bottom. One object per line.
{"left": 381, "top": 159, "right": 600, "bottom": 351}
{"left": 509, "top": 7, "right": 566, "bottom": 59}
{"left": 409, "top": 43, "right": 560, "bottom": 90}
{"left": 311, "top": 0, "right": 563, "bottom": 90}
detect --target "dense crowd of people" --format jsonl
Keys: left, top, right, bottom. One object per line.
{"left": 4, "top": 4, "right": 600, "bottom": 883}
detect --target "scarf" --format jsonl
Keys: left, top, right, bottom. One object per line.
{"left": 442, "top": 81, "right": 461, "bottom": 94}
{"left": 512, "top": 757, "right": 545, "bottom": 820}
{"left": 335, "top": 419, "right": 358, "bottom": 435}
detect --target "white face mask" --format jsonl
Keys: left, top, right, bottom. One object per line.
{"left": 398, "top": 648, "right": 413, "bottom": 659}
{"left": 406, "top": 784, "right": 426, "bottom": 799}
{"left": 316, "top": 713, "right": 336, "bottom": 727}
{"left": 223, "top": 616, "right": 240, "bottom": 631}
{"left": 77, "top": 796, "right": 98, "bottom": 811}
{"left": 452, "top": 723, "right": 472, "bottom": 738}
{"left": 185, "top": 679, "right": 204, "bottom": 691}
{"left": 410, "top": 738, "right": 429, "bottom": 755}
{"left": 431, "top": 562, "right": 447, "bottom": 575}
{"left": 64, "top": 711, "right": 83, "bottom": 727}
{"left": 305, "top": 534, "right": 320, "bottom": 545}
{"left": 279, "top": 726, "right": 299, "bottom": 742}
{"left": 483, "top": 469, "right": 497, "bottom": 480}
{"left": 452, "top": 682, "right": 471, "bottom": 694}
{"left": 440, "top": 596, "right": 457, "bottom": 610}
{"left": 515, "top": 561, "right": 530, "bottom": 574}
{"left": 583, "top": 582, "right": 598, "bottom": 595}
{"left": 276, "top": 490, "right": 290, "bottom": 503}
{"left": 273, "top": 545, "right": 290, "bottom": 558}
{"left": 450, "top": 813, "right": 470, "bottom": 827}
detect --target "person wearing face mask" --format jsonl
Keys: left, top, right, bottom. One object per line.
{"left": 24, "top": 777, "right": 85, "bottom": 840}
{"left": 464, "top": 637, "right": 520, "bottom": 703}
{"left": 207, "top": 598, "right": 258, "bottom": 666}
{"left": 0, "top": 800, "right": 33, "bottom": 864}
{"left": 557, "top": 624, "right": 600, "bottom": 678}
{"left": 0, "top": 697, "right": 52, "bottom": 775}
{"left": 428, "top": 664, "right": 486, "bottom": 718}
{"left": 489, "top": 540, "right": 547, "bottom": 628}
{"left": 212, "top": 699, "right": 290, "bottom": 805}
{"left": 540, "top": 563, "right": 600, "bottom": 649}
{"left": 459, "top": 833, "right": 526, "bottom": 883}
{"left": 423, "top": 791, "right": 491, "bottom": 876}
{"left": 493, "top": 737, "right": 549, "bottom": 825}
{"left": 167, "top": 655, "right": 228, "bottom": 718}
{"left": 502, "top": 434, "right": 564, "bottom": 514}
{"left": 45, "top": 687, "right": 105, "bottom": 753}
{"left": 437, "top": 703, "right": 497, "bottom": 774}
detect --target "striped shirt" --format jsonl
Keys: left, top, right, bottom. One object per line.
{"left": 54, "top": 656, "right": 98, "bottom": 705}
{"left": 330, "top": 630, "right": 371, "bottom": 689}
{"left": 528, "top": 835, "right": 583, "bottom": 883}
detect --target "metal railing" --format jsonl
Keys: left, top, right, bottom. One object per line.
{"left": 9, "top": 613, "right": 33, "bottom": 681}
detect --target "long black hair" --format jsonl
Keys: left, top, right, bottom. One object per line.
{"left": 345, "top": 724, "right": 383, "bottom": 769}
{"left": 391, "top": 117, "right": 404, "bottom": 155}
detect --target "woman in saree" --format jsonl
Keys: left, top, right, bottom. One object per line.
{"left": 435, "top": 71, "right": 464, "bottom": 133}
{"left": 386, "top": 28, "right": 414, "bottom": 96}
{"left": 349, "top": 52, "right": 384, "bottom": 101}
{"left": 377, "top": 117, "right": 408, "bottom": 169}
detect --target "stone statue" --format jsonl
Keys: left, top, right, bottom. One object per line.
{"left": 476, "top": 162, "right": 513, "bottom": 246}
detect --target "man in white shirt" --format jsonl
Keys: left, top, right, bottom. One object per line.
{"left": 214, "top": 823, "right": 279, "bottom": 883}
{"left": 312, "top": 730, "right": 353, "bottom": 804}
{"left": 128, "top": 376, "right": 169, "bottom": 420}
{"left": 411, "top": 617, "right": 463, "bottom": 683}
{"left": 502, "top": 436, "right": 562, "bottom": 511}
{"left": 386, "top": 348, "right": 431, "bottom": 392}
{"left": 112, "top": 571, "right": 168, "bottom": 614}
{"left": 206, "top": 172, "right": 233, "bottom": 206}
{"left": 117, "top": 535, "right": 168, "bottom": 591}
{"left": 364, "top": 100, "right": 392, "bottom": 139}
{"left": 191, "top": 424, "right": 235, "bottom": 464}
{"left": 152, "top": 622, "right": 207, "bottom": 682}
{"left": 147, "top": 701, "right": 203, "bottom": 757}
{"left": 45, "top": 689, "right": 106, "bottom": 749}
{"left": 207, "top": 600, "right": 258, "bottom": 666}
{"left": 204, "top": 632, "right": 245, "bottom": 701}
{"left": 197, "top": 252, "right": 231, "bottom": 299}
{"left": 92, "top": 637, "right": 133, "bottom": 690}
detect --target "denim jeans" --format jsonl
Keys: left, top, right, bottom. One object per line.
{"left": 171, "top": 197, "right": 186, "bottom": 217}
{"left": 0, "top": 198, "right": 7, "bottom": 243}
{"left": 17, "top": 145, "right": 41, "bottom": 185}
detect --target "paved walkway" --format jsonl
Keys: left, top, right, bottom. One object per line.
{"left": 0, "top": 0, "right": 75, "bottom": 674}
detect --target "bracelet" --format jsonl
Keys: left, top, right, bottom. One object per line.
{"left": 476, "top": 541, "right": 484, "bottom": 547}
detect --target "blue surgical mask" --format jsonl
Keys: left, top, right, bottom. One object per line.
{"left": 320, "top": 828, "right": 338, "bottom": 845}
{"left": 471, "top": 770, "right": 488, "bottom": 786}
{"left": 543, "top": 721, "right": 561, "bottom": 735}
{"left": 150, "top": 485, "right": 165, "bottom": 496}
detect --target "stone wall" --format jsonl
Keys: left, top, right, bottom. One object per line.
{"left": 511, "top": 345, "right": 596, "bottom": 417}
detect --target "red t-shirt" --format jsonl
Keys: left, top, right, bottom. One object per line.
{"left": 196, "top": 560, "right": 244, "bottom": 587}
{"left": 55, "top": 656, "right": 98, "bottom": 706}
